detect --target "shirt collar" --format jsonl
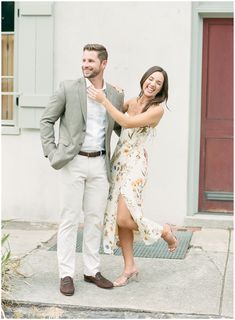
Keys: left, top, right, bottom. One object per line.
{"left": 85, "top": 77, "right": 106, "bottom": 90}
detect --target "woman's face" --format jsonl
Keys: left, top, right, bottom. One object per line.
{"left": 142, "top": 71, "right": 164, "bottom": 98}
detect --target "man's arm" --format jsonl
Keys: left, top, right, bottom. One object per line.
{"left": 40, "top": 82, "right": 66, "bottom": 159}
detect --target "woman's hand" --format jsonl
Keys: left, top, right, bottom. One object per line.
{"left": 112, "top": 84, "right": 124, "bottom": 94}
{"left": 87, "top": 86, "right": 106, "bottom": 104}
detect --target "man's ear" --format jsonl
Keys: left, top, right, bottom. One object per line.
{"left": 102, "top": 60, "right": 108, "bottom": 69}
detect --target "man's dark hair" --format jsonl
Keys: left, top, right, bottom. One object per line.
{"left": 83, "top": 44, "right": 108, "bottom": 62}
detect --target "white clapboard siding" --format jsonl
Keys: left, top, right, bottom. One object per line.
{"left": 18, "top": 2, "right": 53, "bottom": 129}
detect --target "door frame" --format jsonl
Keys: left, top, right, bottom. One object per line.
{"left": 187, "top": 1, "right": 233, "bottom": 216}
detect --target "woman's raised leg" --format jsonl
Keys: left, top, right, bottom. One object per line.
{"left": 161, "top": 224, "right": 178, "bottom": 252}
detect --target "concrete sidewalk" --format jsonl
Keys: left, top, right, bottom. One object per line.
{"left": 2, "top": 221, "right": 233, "bottom": 319}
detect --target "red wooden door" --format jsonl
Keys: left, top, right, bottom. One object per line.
{"left": 199, "top": 18, "right": 233, "bottom": 213}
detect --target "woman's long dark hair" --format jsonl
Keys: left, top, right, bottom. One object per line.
{"left": 138, "top": 66, "right": 169, "bottom": 112}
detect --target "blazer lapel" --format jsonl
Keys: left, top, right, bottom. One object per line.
{"left": 77, "top": 78, "right": 87, "bottom": 122}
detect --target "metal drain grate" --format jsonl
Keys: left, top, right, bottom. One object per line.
{"left": 49, "top": 230, "right": 192, "bottom": 259}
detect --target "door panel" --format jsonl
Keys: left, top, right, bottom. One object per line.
{"left": 205, "top": 138, "right": 233, "bottom": 191}
{"left": 199, "top": 18, "right": 233, "bottom": 213}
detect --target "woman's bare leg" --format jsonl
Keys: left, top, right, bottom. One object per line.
{"left": 117, "top": 195, "right": 138, "bottom": 272}
{"left": 113, "top": 195, "right": 139, "bottom": 286}
{"left": 118, "top": 226, "right": 136, "bottom": 273}
{"left": 117, "top": 194, "right": 138, "bottom": 231}
{"left": 161, "top": 224, "right": 178, "bottom": 252}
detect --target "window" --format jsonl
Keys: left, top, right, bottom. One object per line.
{"left": 1, "top": 1, "right": 19, "bottom": 132}
{"left": 1, "top": 2, "right": 53, "bottom": 132}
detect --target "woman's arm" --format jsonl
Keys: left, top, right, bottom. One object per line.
{"left": 87, "top": 87, "right": 164, "bottom": 128}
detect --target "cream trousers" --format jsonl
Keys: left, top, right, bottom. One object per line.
{"left": 57, "top": 154, "right": 109, "bottom": 278}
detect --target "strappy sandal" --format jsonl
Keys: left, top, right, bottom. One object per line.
{"left": 113, "top": 271, "right": 139, "bottom": 287}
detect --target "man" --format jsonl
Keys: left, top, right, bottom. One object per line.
{"left": 40, "top": 44, "right": 124, "bottom": 295}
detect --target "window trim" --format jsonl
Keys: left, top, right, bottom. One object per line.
{"left": 1, "top": 92, "right": 21, "bottom": 126}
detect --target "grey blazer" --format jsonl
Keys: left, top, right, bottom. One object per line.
{"left": 40, "top": 77, "right": 124, "bottom": 182}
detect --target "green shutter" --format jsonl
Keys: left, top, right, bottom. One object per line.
{"left": 18, "top": 2, "right": 53, "bottom": 129}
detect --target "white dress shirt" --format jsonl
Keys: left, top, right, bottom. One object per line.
{"left": 81, "top": 78, "right": 107, "bottom": 152}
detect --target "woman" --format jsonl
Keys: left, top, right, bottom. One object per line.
{"left": 87, "top": 66, "right": 178, "bottom": 287}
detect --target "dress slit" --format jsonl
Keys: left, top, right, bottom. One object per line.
{"left": 118, "top": 190, "right": 138, "bottom": 224}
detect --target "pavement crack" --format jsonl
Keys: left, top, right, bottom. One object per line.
{"left": 219, "top": 229, "right": 232, "bottom": 316}
{"left": 189, "top": 245, "right": 203, "bottom": 250}
{"left": 203, "top": 251, "right": 224, "bottom": 277}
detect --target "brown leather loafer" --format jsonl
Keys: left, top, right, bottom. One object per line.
{"left": 60, "top": 276, "right": 75, "bottom": 296}
{"left": 84, "top": 272, "right": 113, "bottom": 289}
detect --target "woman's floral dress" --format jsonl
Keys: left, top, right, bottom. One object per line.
{"left": 103, "top": 114, "right": 163, "bottom": 254}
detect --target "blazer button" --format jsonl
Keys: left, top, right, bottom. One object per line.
{"left": 83, "top": 128, "right": 86, "bottom": 132}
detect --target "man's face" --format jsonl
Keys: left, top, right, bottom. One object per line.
{"left": 82, "top": 50, "right": 107, "bottom": 79}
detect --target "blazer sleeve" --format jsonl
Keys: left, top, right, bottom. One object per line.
{"left": 40, "top": 81, "right": 66, "bottom": 158}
